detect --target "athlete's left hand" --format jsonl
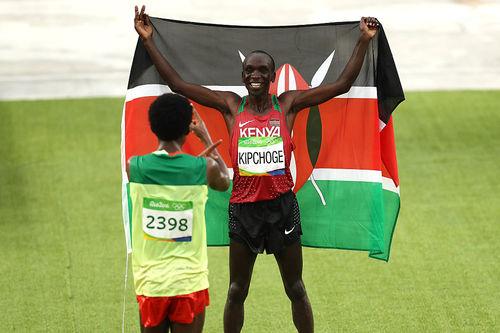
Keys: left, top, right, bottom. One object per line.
{"left": 359, "top": 17, "right": 379, "bottom": 40}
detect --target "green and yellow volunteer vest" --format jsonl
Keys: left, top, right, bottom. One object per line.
{"left": 127, "top": 150, "right": 209, "bottom": 297}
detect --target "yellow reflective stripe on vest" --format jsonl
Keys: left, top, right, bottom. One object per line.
{"left": 128, "top": 182, "right": 209, "bottom": 297}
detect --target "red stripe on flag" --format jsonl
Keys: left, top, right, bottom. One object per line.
{"left": 124, "top": 96, "right": 231, "bottom": 166}
{"left": 315, "top": 98, "right": 381, "bottom": 170}
{"left": 380, "top": 116, "right": 399, "bottom": 186}
{"left": 124, "top": 95, "right": 387, "bottom": 181}
{"left": 124, "top": 97, "right": 157, "bottom": 163}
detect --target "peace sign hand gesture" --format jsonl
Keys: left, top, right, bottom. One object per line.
{"left": 134, "top": 5, "right": 153, "bottom": 41}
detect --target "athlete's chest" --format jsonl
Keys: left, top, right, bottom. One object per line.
{"left": 235, "top": 111, "right": 283, "bottom": 138}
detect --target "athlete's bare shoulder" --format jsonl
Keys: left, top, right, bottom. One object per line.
{"left": 213, "top": 90, "right": 242, "bottom": 116}
{"left": 277, "top": 90, "right": 302, "bottom": 114}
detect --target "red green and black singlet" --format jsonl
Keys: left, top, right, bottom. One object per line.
{"left": 229, "top": 95, "right": 294, "bottom": 203}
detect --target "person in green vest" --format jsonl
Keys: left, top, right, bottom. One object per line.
{"left": 126, "top": 93, "right": 230, "bottom": 332}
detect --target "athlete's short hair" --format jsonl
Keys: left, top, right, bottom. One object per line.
{"left": 244, "top": 50, "right": 276, "bottom": 72}
{"left": 148, "top": 93, "right": 192, "bottom": 141}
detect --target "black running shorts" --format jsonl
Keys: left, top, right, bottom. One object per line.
{"left": 228, "top": 191, "right": 302, "bottom": 254}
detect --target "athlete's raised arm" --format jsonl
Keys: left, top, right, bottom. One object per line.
{"left": 280, "top": 17, "right": 379, "bottom": 114}
{"left": 134, "top": 5, "right": 238, "bottom": 115}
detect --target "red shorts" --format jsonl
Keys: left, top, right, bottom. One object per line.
{"left": 137, "top": 289, "right": 209, "bottom": 327}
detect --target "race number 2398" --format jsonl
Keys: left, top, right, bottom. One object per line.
{"left": 142, "top": 197, "right": 193, "bottom": 241}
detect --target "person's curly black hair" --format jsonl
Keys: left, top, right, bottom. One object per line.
{"left": 148, "top": 93, "right": 193, "bottom": 141}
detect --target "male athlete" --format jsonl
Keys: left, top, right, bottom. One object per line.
{"left": 134, "top": 6, "right": 379, "bottom": 332}
{"left": 126, "top": 93, "right": 230, "bottom": 332}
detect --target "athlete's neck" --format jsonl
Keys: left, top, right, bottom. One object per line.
{"left": 247, "top": 93, "right": 271, "bottom": 114}
{"left": 157, "top": 139, "right": 183, "bottom": 154}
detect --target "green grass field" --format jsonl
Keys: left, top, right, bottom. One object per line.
{"left": 0, "top": 91, "right": 499, "bottom": 332}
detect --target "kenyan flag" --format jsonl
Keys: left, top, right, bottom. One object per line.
{"left": 122, "top": 18, "right": 404, "bottom": 261}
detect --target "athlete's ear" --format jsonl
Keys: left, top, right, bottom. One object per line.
{"left": 271, "top": 71, "right": 276, "bottom": 83}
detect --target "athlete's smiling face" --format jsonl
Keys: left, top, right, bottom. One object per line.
{"left": 242, "top": 53, "right": 276, "bottom": 97}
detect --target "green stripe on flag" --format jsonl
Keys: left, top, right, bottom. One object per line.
{"left": 369, "top": 190, "right": 400, "bottom": 261}
{"left": 203, "top": 179, "right": 399, "bottom": 261}
{"left": 297, "top": 180, "right": 388, "bottom": 258}
{"left": 205, "top": 184, "right": 232, "bottom": 245}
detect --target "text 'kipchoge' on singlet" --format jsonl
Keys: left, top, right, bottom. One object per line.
{"left": 229, "top": 95, "right": 294, "bottom": 203}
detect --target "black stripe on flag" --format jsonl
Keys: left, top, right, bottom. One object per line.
{"left": 127, "top": 18, "right": 404, "bottom": 122}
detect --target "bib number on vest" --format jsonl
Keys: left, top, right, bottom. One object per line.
{"left": 142, "top": 198, "right": 193, "bottom": 242}
{"left": 238, "top": 136, "right": 285, "bottom": 176}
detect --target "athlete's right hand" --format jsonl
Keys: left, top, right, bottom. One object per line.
{"left": 190, "top": 109, "right": 212, "bottom": 144}
{"left": 191, "top": 109, "right": 222, "bottom": 159}
{"left": 134, "top": 5, "right": 153, "bottom": 41}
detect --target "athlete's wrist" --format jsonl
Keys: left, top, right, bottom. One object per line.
{"left": 200, "top": 133, "right": 213, "bottom": 146}
{"left": 359, "top": 33, "right": 371, "bottom": 43}
{"left": 142, "top": 36, "right": 155, "bottom": 47}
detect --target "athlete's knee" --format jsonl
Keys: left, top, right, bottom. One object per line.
{"left": 226, "top": 281, "right": 250, "bottom": 304}
{"left": 284, "top": 280, "right": 308, "bottom": 302}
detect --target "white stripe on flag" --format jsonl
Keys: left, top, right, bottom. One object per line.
{"left": 125, "top": 84, "right": 172, "bottom": 102}
{"left": 125, "top": 84, "right": 377, "bottom": 102}
{"left": 120, "top": 102, "right": 132, "bottom": 253}
{"left": 311, "top": 168, "right": 400, "bottom": 195}
{"left": 312, "top": 168, "right": 382, "bottom": 182}
{"left": 379, "top": 119, "right": 387, "bottom": 131}
{"left": 382, "top": 176, "right": 400, "bottom": 195}
{"left": 335, "top": 86, "right": 377, "bottom": 99}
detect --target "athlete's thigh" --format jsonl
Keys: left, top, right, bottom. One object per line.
{"left": 140, "top": 315, "right": 170, "bottom": 333}
{"left": 229, "top": 240, "right": 258, "bottom": 284}
{"left": 170, "top": 310, "right": 205, "bottom": 333}
{"left": 274, "top": 241, "right": 303, "bottom": 283}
